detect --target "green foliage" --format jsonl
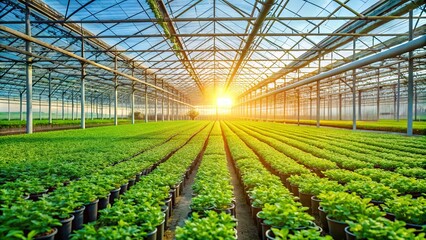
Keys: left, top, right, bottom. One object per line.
{"left": 258, "top": 201, "right": 314, "bottom": 229}
{"left": 187, "top": 109, "right": 199, "bottom": 120}
{"left": 318, "top": 191, "right": 384, "bottom": 222}
{"left": 71, "top": 223, "right": 148, "bottom": 240}
{"left": 298, "top": 178, "right": 346, "bottom": 196}
{"left": 249, "top": 185, "right": 293, "bottom": 208}
{"left": 382, "top": 195, "right": 426, "bottom": 225}
{"left": 323, "top": 169, "right": 371, "bottom": 184}
{"left": 346, "top": 180, "right": 398, "bottom": 202}
{"left": 271, "top": 228, "right": 333, "bottom": 240}
{"left": 175, "top": 211, "right": 236, "bottom": 240}
{"left": 347, "top": 217, "right": 425, "bottom": 240}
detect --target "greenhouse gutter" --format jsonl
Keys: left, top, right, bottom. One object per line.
{"left": 239, "top": 35, "right": 426, "bottom": 104}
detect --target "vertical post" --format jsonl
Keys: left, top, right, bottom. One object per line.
{"left": 358, "top": 91, "right": 361, "bottom": 120}
{"left": 297, "top": 90, "right": 300, "bottom": 126}
{"left": 108, "top": 94, "right": 111, "bottom": 119}
{"left": 339, "top": 93, "right": 342, "bottom": 120}
{"left": 80, "top": 36, "right": 85, "bottom": 129}
{"left": 144, "top": 84, "right": 148, "bottom": 123}
{"left": 407, "top": 10, "right": 414, "bottom": 136}
{"left": 376, "top": 70, "right": 380, "bottom": 121}
{"left": 39, "top": 95, "right": 41, "bottom": 120}
{"left": 114, "top": 56, "right": 118, "bottom": 126}
{"left": 48, "top": 71, "right": 52, "bottom": 124}
{"left": 414, "top": 82, "right": 418, "bottom": 121}
{"left": 273, "top": 94, "right": 277, "bottom": 121}
{"left": 309, "top": 86, "right": 313, "bottom": 120}
{"left": 352, "top": 38, "right": 357, "bottom": 130}
{"left": 283, "top": 91, "right": 286, "bottom": 121}
{"left": 316, "top": 55, "right": 321, "bottom": 128}
{"left": 61, "top": 91, "right": 65, "bottom": 120}
{"left": 71, "top": 91, "right": 74, "bottom": 120}
{"left": 90, "top": 95, "right": 93, "bottom": 120}
{"left": 154, "top": 76, "right": 158, "bottom": 122}
{"left": 167, "top": 88, "right": 171, "bottom": 121}
{"left": 101, "top": 94, "right": 104, "bottom": 119}
{"left": 20, "top": 91, "right": 23, "bottom": 121}
{"left": 7, "top": 94, "right": 11, "bottom": 121}
{"left": 161, "top": 81, "right": 165, "bottom": 121}
{"left": 393, "top": 85, "right": 397, "bottom": 120}
{"left": 131, "top": 66, "right": 135, "bottom": 124}
{"left": 397, "top": 63, "right": 400, "bottom": 121}
{"left": 25, "top": 0, "right": 33, "bottom": 133}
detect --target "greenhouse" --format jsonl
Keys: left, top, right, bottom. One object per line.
{"left": 0, "top": 0, "right": 425, "bottom": 239}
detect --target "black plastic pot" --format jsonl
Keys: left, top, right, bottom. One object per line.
{"left": 265, "top": 229, "right": 275, "bottom": 240}
{"left": 128, "top": 178, "right": 136, "bottom": 190}
{"left": 145, "top": 228, "right": 157, "bottom": 240}
{"left": 55, "top": 215, "right": 74, "bottom": 240}
{"left": 299, "top": 192, "right": 313, "bottom": 212}
{"left": 29, "top": 189, "right": 48, "bottom": 201}
{"left": 384, "top": 212, "right": 395, "bottom": 221}
{"left": 71, "top": 206, "right": 85, "bottom": 231}
{"left": 260, "top": 221, "right": 271, "bottom": 240}
{"left": 311, "top": 195, "right": 321, "bottom": 216}
{"left": 110, "top": 188, "right": 120, "bottom": 205}
{"left": 34, "top": 228, "right": 58, "bottom": 240}
{"left": 169, "top": 188, "right": 177, "bottom": 208}
{"left": 135, "top": 172, "right": 142, "bottom": 182}
{"left": 164, "top": 196, "right": 172, "bottom": 217}
{"left": 98, "top": 193, "right": 111, "bottom": 212}
{"left": 326, "top": 216, "right": 348, "bottom": 240}
{"left": 290, "top": 184, "right": 299, "bottom": 196}
{"left": 161, "top": 205, "right": 169, "bottom": 229}
{"left": 119, "top": 183, "right": 128, "bottom": 195}
{"left": 318, "top": 206, "right": 328, "bottom": 232}
{"left": 156, "top": 213, "right": 166, "bottom": 240}
{"left": 405, "top": 222, "right": 424, "bottom": 231}
{"left": 84, "top": 199, "right": 99, "bottom": 223}
{"left": 344, "top": 226, "right": 357, "bottom": 240}
{"left": 251, "top": 205, "right": 262, "bottom": 223}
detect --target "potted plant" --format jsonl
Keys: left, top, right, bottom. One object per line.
{"left": 346, "top": 180, "right": 398, "bottom": 203}
{"left": 0, "top": 200, "right": 61, "bottom": 240}
{"left": 318, "top": 191, "right": 383, "bottom": 240}
{"left": 345, "top": 217, "right": 426, "bottom": 240}
{"left": 266, "top": 227, "right": 332, "bottom": 240}
{"left": 382, "top": 195, "right": 426, "bottom": 229}
{"left": 71, "top": 223, "right": 150, "bottom": 240}
{"left": 175, "top": 211, "right": 236, "bottom": 240}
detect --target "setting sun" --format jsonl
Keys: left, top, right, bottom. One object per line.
{"left": 217, "top": 97, "right": 233, "bottom": 107}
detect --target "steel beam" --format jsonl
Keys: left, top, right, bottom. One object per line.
{"left": 407, "top": 10, "right": 414, "bottom": 136}
{"left": 48, "top": 71, "right": 52, "bottom": 124}
{"left": 25, "top": 1, "right": 33, "bottom": 134}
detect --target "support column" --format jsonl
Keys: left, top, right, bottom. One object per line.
{"left": 339, "top": 93, "right": 342, "bottom": 120}
{"left": 7, "top": 94, "right": 11, "bottom": 121}
{"left": 131, "top": 67, "right": 135, "bottom": 124}
{"left": 352, "top": 39, "right": 357, "bottom": 130}
{"left": 48, "top": 71, "right": 52, "bottom": 124}
{"left": 71, "top": 91, "right": 74, "bottom": 120}
{"left": 376, "top": 70, "right": 380, "bottom": 121}
{"left": 167, "top": 88, "right": 171, "bottom": 121}
{"left": 144, "top": 84, "right": 148, "bottom": 123}
{"left": 397, "top": 63, "right": 401, "bottom": 121}
{"left": 358, "top": 91, "right": 361, "bottom": 121}
{"left": 114, "top": 56, "right": 118, "bottom": 126}
{"left": 297, "top": 90, "right": 300, "bottom": 126}
{"left": 161, "top": 81, "right": 165, "bottom": 121}
{"left": 80, "top": 39, "right": 86, "bottom": 129}
{"left": 154, "top": 76, "right": 158, "bottom": 122}
{"left": 316, "top": 55, "right": 321, "bottom": 128}
{"left": 39, "top": 95, "right": 41, "bottom": 120}
{"left": 61, "top": 92, "right": 65, "bottom": 120}
{"left": 414, "top": 82, "right": 418, "bottom": 121}
{"left": 20, "top": 91, "right": 23, "bottom": 121}
{"left": 25, "top": 0, "right": 33, "bottom": 133}
{"left": 407, "top": 10, "right": 414, "bottom": 136}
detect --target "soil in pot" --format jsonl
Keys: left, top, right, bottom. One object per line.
{"left": 71, "top": 206, "right": 86, "bottom": 231}
{"left": 55, "top": 214, "right": 74, "bottom": 240}
{"left": 83, "top": 199, "right": 99, "bottom": 223}
{"left": 327, "top": 215, "right": 348, "bottom": 240}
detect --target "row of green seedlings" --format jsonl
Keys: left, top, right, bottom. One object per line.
{"left": 70, "top": 122, "right": 213, "bottom": 239}
{"left": 176, "top": 122, "right": 237, "bottom": 239}
{"left": 230, "top": 121, "right": 426, "bottom": 195}
{"left": 0, "top": 123, "right": 208, "bottom": 240}
{"left": 289, "top": 173, "right": 425, "bottom": 239}
{"left": 226, "top": 122, "right": 425, "bottom": 239}
{"left": 221, "top": 122, "right": 331, "bottom": 240}
{"left": 245, "top": 121, "right": 426, "bottom": 172}
{"left": 0, "top": 121, "right": 201, "bottom": 196}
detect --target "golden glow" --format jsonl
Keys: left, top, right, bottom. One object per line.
{"left": 217, "top": 97, "right": 232, "bottom": 107}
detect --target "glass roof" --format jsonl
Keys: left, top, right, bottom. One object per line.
{"left": 0, "top": 0, "right": 425, "bottom": 105}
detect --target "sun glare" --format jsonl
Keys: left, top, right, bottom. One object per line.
{"left": 217, "top": 97, "right": 232, "bottom": 108}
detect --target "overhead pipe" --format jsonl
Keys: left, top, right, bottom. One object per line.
{"left": 237, "top": 35, "right": 426, "bottom": 104}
